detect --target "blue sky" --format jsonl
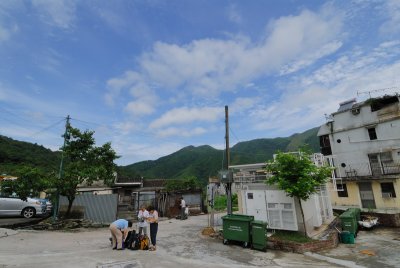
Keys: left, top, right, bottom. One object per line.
{"left": 1, "top": 0, "right": 400, "bottom": 165}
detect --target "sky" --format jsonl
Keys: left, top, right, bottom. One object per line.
{"left": 0, "top": 0, "right": 400, "bottom": 165}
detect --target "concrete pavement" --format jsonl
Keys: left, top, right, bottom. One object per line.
{"left": 1, "top": 214, "right": 399, "bottom": 268}
{"left": 0, "top": 214, "right": 340, "bottom": 268}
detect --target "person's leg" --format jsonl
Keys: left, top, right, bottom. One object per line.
{"left": 138, "top": 227, "right": 143, "bottom": 235}
{"left": 116, "top": 229, "right": 123, "bottom": 249}
{"left": 150, "top": 223, "right": 158, "bottom": 250}
{"left": 181, "top": 207, "right": 185, "bottom": 220}
{"left": 109, "top": 224, "right": 118, "bottom": 249}
{"left": 143, "top": 226, "right": 147, "bottom": 236}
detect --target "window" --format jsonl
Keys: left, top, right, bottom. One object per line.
{"left": 319, "top": 135, "right": 332, "bottom": 155}
{"left": 381, "top": 182, "right": 396, "bottom": 198}
{"left": 247, "top": 193, "right": 253, "bottom": 199}
{"left": 368, "top": 128, "right": 377, "bottom": 140}
{"left": 337, "top": 183, "right": 348, "bottom": 197}
{"left": 124, "top": 189, "right": 132, "bottom": 196}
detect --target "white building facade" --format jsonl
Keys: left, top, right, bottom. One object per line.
{"left": 318, "top": 95, "right": 400, "bottom": 212}
{"left": 231, "top": 161, "right": 333, "bottom": 236}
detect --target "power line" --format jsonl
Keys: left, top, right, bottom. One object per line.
{"left": 29, "top": 118, "right": 66, "bottom": 138}
{"left": 229, "top": 126, "right": 242, "bottom": 144}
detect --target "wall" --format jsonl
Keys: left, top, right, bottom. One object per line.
{"left": 372, "top": 180, "right": 400, "bottom": 209}
{"left": 329, "top": 181, "right": 361, "bottom": 207}
{"left": 268, "top": 230, "right": 339, "bottom": 253}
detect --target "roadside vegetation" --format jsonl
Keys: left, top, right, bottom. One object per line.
{"left": 213, "top": 194, "right": 238, "bottom": 211}
{"left": 271, "top": 230, "right": 313, "bottom": 243}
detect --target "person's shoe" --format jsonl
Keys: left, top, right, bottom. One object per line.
{"left": 117, "top": 248, "right": 125, "bottom": 250}
{"left": 112, "top": 247, "right": 117, "bottom": 250}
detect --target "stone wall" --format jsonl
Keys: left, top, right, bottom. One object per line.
{"left": 267, "top": 230, "right": 339, "bottom": 253}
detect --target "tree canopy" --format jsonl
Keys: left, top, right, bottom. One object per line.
{"left": 164, "top": 176, "right": 202, "bottom": 192}
{"left": 0, "top": 167, "right": 51, "bottom": 200}
{"left": 58, "top": 124, "right": 118, "bottom": 216}
{"left": 266, "top": 149, "right": 332, "bottom": 236}
{"left": 266, "top": 151, "right": 331, "bottom": 200}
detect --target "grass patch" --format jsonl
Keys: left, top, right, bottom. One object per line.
{"left": 271, "top": 230, "right": 313, "bottom": 243}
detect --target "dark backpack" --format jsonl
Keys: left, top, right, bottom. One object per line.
{"left": 125, "top": 231, "right": 140, "bottom": 250}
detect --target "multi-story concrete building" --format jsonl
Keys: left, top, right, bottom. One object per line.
{"left": 318, "top": 94, "right": 400, "bottom": 216}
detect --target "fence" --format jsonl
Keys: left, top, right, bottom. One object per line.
{"left": 59, "top": 194, "right": 118, "bottom": 224}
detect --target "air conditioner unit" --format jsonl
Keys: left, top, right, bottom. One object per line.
{"left": 351, "top": 107, "right": 360, "bottom": 115}
{"left": 382, "top": 192, "right": 392, "bottom": 198}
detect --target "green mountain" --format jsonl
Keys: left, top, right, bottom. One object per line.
{"left": 1, "top": 127, "right": 320, "bottom": 181}
{"left": 0, "top": 135, "right": 60, "bottom": 175}
{"left": 120, "top": 127, "right": 320, "bottom": 183}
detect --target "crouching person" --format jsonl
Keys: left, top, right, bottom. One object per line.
{"left": 110, "top": 219, "right": 133, "bottom": 250}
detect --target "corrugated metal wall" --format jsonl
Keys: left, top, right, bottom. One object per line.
{"left": 59, "top": 194, "right": 118, "bottom": 224}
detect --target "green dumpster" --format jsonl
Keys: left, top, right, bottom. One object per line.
{"left": 347, "top": 208, "right": 361, "bottom": 221}
{"left": 251, "top": 220, "right": 267, "bottom": 251}
{"left": 339, "top": 211, "right": 357, "bottom": 237}
{"left": 222, "top": 214, "right": 254, "bottom": 247}
{"left": 340, "top": 231, "right": 355, "bottom": 244}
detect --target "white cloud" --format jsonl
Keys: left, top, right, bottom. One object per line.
{"left": 125, "top": 101, "right": 155, "bottom": 116}
{"left": 380, "top": 0, "right": 400, "bottom": 35}
{"left": 0, "top": 23, "right": 18, "bottom": 42}
{"left": 247, "top": 41, "right": 400, "bottom": 135}
{"left": 106, "top": 7, "right": 343, "bottom": 103}
{"left": 230, "top": 97, "right": 260, "bottom": 114}
{"left": 279, "top": 41, "right": 343, "bottom": 75}
{"left": 157, "top": 126, "right": 207, "bottom": 138}
{"left": 149, "top": 106, "right": 221, "bottom": 129}
{"left": 227, "top": 4, "right": 243, "bottom": 24}
{"left": 113, "top": 141, "right": 184, "bottom": 164}
{"left": 32, "top": 0, "right": 76, "bottom": 29}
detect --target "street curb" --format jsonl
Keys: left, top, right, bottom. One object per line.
{"left": 0, "top": 228, "right": 18, "bottom": 238}
{"left": 304, "top": 252, "right": 366, "bottom": 268}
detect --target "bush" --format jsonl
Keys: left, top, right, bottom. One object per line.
{"left": 213, "top": 194, "right": 238, "bottom": 211}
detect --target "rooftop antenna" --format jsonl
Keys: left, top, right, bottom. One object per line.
{"left": 357, "top": 86, "right": 400, "bottom": 99}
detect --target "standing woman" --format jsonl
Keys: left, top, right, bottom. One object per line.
{"left": 147, "top": 205, "right": 159, "bottom": 251}
{"left": 137, "top": 205, "right": 149, "bottom": 236}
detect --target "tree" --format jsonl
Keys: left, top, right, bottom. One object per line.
{"left": 164, "top": 176, "right": 202, "bottom": 192}
{"left": 265, "top": 149, "right": 332, "bottom": 236}
{"left": 0, "top": 167, "right": 51, "bottom": 200}
{"left": 57, "top": 124, "right": 118, "bottom": 217}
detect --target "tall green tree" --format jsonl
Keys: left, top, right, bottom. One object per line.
{"left": 266, "top": 149, "right": 331, "bottom": 236}
{"left": 0, "top": 167, "right": 51, "bottom": 200}
{"left": 58, "top": 124, "right": 118, "bottom": 217}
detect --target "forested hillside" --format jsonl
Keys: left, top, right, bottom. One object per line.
{"left": 1, "top": 127, "right": 320, "bottom": 182}
{"left": 0, "top": 135, "right": 60, "bottom": 175}
{"left": 120, "top": 127, "right": 320, "bottom": 183}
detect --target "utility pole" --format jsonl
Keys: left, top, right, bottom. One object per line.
{"left": 225, "top": 106, "right": 232, "bottom": 215}
{"left": 53, "top": 115, "right": 70, "bottom": 221}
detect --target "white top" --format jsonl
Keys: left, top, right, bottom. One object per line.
{"left": 181, "top": 199, "right": 186, "bottom": 208}
{"left": 137, "top": 209, "right": 149, "bottom": 228}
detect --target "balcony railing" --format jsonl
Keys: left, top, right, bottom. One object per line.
{"left": 335, "top": 161, "right": 400, "bottom": 179}
{"left": 233, "top": 173, "right": 270, "bottom": 183}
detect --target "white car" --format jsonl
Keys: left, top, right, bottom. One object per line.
{"left": 0, "top": 194, "right": 47, "bottom": 218}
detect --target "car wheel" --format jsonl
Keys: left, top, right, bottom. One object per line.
{"left": 22, "top": 207, "right": 36, "bottom": 218}
{"left": 243, "top": 241, "right": 249, "bottom": 248}
{"left": 223, "top": 239, "right": 229, "bottom": 245}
